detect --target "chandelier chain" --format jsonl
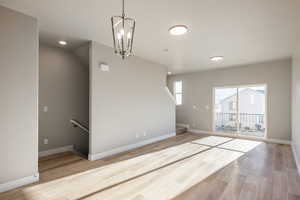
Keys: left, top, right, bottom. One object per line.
{"left": 122, "top": 0, "right": 125, "bottom": 17}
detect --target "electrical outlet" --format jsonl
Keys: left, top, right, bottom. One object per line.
{"left": 44, "top": 138, "right": 48, "bottom": 145}
{"left": 135, "top": 133, "right": 140, "bottom": 138}
{"left": 143, "top": 131, "right": 147, "bottom": 136}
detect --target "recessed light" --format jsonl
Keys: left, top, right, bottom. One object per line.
{"left": 167, "top": 71, "right": 172, "bottom": 75}
{"left": 169, "top": 25, "right": 188, "bottom": 36}
{"left": 58, "top": 41, "right": 67, "bottom": 46}
{"left": 210, "top": 56, "right": 224, "bottom": 62}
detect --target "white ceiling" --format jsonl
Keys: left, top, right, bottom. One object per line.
{"left": 1, "top": 0, "right": 300, "bottom": 74}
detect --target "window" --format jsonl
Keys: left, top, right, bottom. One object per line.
{"left": 229, "top": 101, "right": 236, "bottom": 111}
{"left": 214, "top": 85, "right": 266, "bottom": 138}
{"left": 174, "top": 81, "right": 183, "bottom": 105}
{"left": 229, "top": 113, "right": 236, "bottom": 121}
{"left": 250, "top": 95, "right": 254, "bottom": 104}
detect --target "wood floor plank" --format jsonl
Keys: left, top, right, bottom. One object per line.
{"left": 288, "top": 194, "right": 300, "bottom": 200}
{"left": 173, "top": 181, "right": 212, "bottom": 200}
{"left": 272, "top": 171, "right": 288, "bottom": 200}
{"left": 39, "top": 156, "right": 84, "bottom": 172}
{"left": 238, "top": 175, "right": 260, "bottom": 200}
{"left": 282, "top": 145, "right": 298, "bottom": 170}
{"left": 38, "top": 151, "right": 74, "bottom": 162}
{"left": 273, "top": 145, "right": 285, "bottom": 172}
{"left": 256, "top": 177, "right": 273, "bottom": 200}
{"left": 219, "top": 173, "right": 246, "bottom": 200}
{"left": 287, "top": 169, "right": 300, "bottom": 196}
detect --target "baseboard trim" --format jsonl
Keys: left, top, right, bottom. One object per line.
{"left": 39, "top": 145, "right": 74, "bottom": 157}
{"left": 266, "top": 138, "right": 291, "bottom": 145}
{"left": 189, "top": 129, "right": 291, "bottom": 145}
{"left": 292, "top": 142, "right": 300, "bottom": 176}
{"left": 176, "top": 123, "right": 190, "bottom": 129}
{"left": 0, "top": 173, "right": 39, "bottom": 193}
{"left": 88, "top": 133, "right": 176, "bottom": 161}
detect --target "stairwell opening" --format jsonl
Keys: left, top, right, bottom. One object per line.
{"left": 38, "top": 42, "right": 90, "bottom": 159}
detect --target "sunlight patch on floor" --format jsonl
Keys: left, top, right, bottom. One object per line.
{"left": 20, "top": 136, "right": 263, "bottom": 200}
{"left": 85, "top": 148, "right": 243, "bottom": 200}
{"left": 218, "top": 138, "right": 262, "bottom": 152}
{"left": 22, "top": 143, "right": 209, "bottom": 200}
{"left": 192, "top": 136, "right": 233, "bottom": 146}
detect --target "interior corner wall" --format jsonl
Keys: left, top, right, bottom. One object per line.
{"left": 168, "top": 59, "right": 291, "bottom": 141}
{"left": 89, "top": 41, "right": 175, "bottom": 157}
{"left": 292, "top": 44, "right": 300, "bottom": 171}
{"left": 39, "top": 44, "right": 89, "bottom": 155}
{"left": 0, "top": 6, "right": 38, "bottom": 184}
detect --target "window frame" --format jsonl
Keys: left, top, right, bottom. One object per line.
{"left": 173, "top": 80, "right": 183, "bottom": 106}
{"left": 212, "top": 83, "right": 268, "bottom": 139}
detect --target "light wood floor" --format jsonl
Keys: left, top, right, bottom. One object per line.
{"left": 0, "top": 133, "right": 299, "bottom": 200}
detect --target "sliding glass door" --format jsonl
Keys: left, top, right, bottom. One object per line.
{"left": 214, "top": 87, "right": 238, "bottom": 136}
{"left": 213, "top": 85, "right": 266, "bottom": 138}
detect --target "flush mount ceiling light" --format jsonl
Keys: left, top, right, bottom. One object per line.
{"left": 169, "top": 25, "right": 188, "bottom": 36}
{"left": 111, "top": 0, "right": 136, "bottom": 59}
{"left": 210, "top": 56, "right": 224, "bottom": 62}
{"left": 58, "top": 41, "right": 67, "bottom": 46}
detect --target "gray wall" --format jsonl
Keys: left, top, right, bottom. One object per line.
{"left": 39, "top": 44, "right": 89, "bottom": 155}
{"left": 0, "top": 6, "right": 38, "bottom": 184}
{"left": 73, "top": 44, "right": 90, "bottom": 67}
{"left": 292, "top": 44, "right": 300, "bottom": 166}
{"left": 90, "top": 41, "right": 175, "bottom": 156}
{"left": 168, "top": 59, "right": 291, "bottom": 140}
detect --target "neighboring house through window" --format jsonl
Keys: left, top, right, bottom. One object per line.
{"left": 229, "top": 101, "right": 236, "bottom": 111}
{"left": 174, "top": 80, "right": 183, "bottom": 105}
{"left": 250, "top": 94, "right": 254, "bottom": 104}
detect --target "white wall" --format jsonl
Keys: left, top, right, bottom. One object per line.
{"left": 89, "top": 41, "right": 175, "bottom": 158}
{"left": 0, "top": 6, "right": 38, "bottom": 185}
{"left": 292, "top": 44, "right": 300, "bottom": 171}
{"left": 168, "top": 59, "right": 291, "bottom": 141}
{"left": 39, "top": 44, "right": 89, "bottom": 155}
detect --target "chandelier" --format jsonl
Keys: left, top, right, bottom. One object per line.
{"left": 111, "top": 0, "right": 136, "bottom": 59}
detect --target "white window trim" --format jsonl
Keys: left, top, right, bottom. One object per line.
{"left": 174, "top": 80, "right": 183, "bottom": 106}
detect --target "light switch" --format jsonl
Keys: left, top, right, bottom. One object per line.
{"left": 43, "top": 106, "right": 48, "bottom": 112}
{"left": 44, "top": 138, "right": 48, "bottom": 145}
{"left": 99, "top": 63, "right": 110, "bottom": 71}
{"left": 205, "top": 105, "right": 210, "bottom": 110}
